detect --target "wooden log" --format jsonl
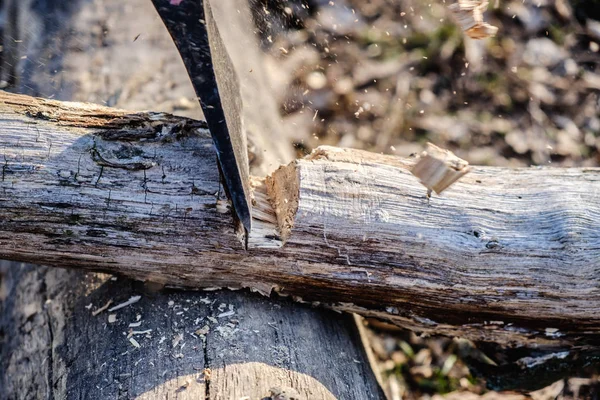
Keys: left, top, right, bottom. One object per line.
{"left": 1, "top": 90, "right": 599, "bottom": 351}
{"left": 0, "top": 260, "right": 383, "bottom": 399}
{"left": 269, "top": 146, "right": 600, "bottom": 344}
{"left": 0, "top": 0, "right": 384, "bottom": 398}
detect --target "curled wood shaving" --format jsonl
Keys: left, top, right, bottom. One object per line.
{"left": 91, "top": 299, "right": 113, "bottom": 316}
{"left": 172, "top": 332, "right": 184, "bottom": 348}
{"left": 447, "top": 0, "right": 499, "bottom": 39}
{"left": 217, "top": 310, "right": 235, "bottom": 318}
{"left": 411, "top": 143, "right": 472, "bottom": 195}
{"left": 180, "top": 378, "right": 192, "bottom": 390}
{"left": 129, "top": 329, "right": 152, "bottom": 336}
{"left": 108, "top": 295, "right": 141, "bottom": 312}
{"left": 195, "top": 325, "right": 210, "bottom": 336}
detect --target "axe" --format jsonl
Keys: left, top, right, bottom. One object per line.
{"left": 151, "top": 0, "right": 254, "bottom": 233}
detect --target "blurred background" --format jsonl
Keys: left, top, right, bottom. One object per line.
{"left": 252, "top": 0, "right": 600, "bottom": 168}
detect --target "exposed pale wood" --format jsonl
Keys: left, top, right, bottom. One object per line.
{"left": 1, "top": 91, "right": 600, "bottom": 350}
{"left": 0, "top": 0, "right": 383, "bottom": 399}
{"left": 411, "top": 142, "right": 472, "bottom": 195}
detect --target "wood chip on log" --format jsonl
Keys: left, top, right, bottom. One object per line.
{"left": 410, "top": 142, "right": 472, "bottom": 197}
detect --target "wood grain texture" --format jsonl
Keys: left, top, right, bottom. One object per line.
{"left": 1, "top": 91, "right": 599, "bottom": 350}
{"left": 0, "top": 0, "right": 382, "bottom": 398}
{"left": 274, "top": 146, "right": 600, "bottom": 346}
{"left": 0, "top": 261, "right": 381, "bottom": 400}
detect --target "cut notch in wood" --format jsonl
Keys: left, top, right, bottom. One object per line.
{"left": 248, "top": 176, "right": 284, "bottom": 249}
{"left": 257, "top": 143, "right": 470, "bottom": 245}
{"left": 265, "top": 162, "right": 299, "bottom": 243}
{"left": 411, "top": 142, "right": 472, "bottom": 195}
{"left": 247, "top": 163, "right": 300, "bottom": 248}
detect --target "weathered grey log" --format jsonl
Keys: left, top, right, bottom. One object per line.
{"left": 1, "top": 260, "right": 382, "bottom": 399}
{"left": 269, "top": 147, "right": 600, "bottom": 345}
{"left": 1, "top": 90, "right": 599, "bottom": 351}
{"left": 0, "top": 0, "right": 384, "bottom": 399}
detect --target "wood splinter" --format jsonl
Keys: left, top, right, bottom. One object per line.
{"left": 447, "top": 0, "right": 499, "bottom": 39}
{"left": 411, "top": 142, "right": 472, "bottom": 197}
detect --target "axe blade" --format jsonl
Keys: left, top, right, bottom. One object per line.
{"left": 151, "top": 0, "right": 252, "bottom": 232}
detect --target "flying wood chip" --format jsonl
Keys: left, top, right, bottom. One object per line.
{"left": 448, "top": 0, "right": 499, "bottom": 39}
{"left": 411, "top": 143, "right": 472, "bottom": 195}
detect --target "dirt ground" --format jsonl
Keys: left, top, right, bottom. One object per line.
{"left": 258, "top": 0, "right": 599, "bottom": 168}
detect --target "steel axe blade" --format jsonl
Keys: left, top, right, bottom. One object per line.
{"left": 151, "top": 0, "right": 252, "bottom": 232}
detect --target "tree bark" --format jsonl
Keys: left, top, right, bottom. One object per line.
{"left": 1, "top": 90, "right": 599, "bottom": 351}
{"left": 0, "top": 0, "right": 384, "bottom": 399}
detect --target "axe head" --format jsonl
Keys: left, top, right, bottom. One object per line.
{"left": 151, "top": 0, "right": 252, "bottom": 232}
